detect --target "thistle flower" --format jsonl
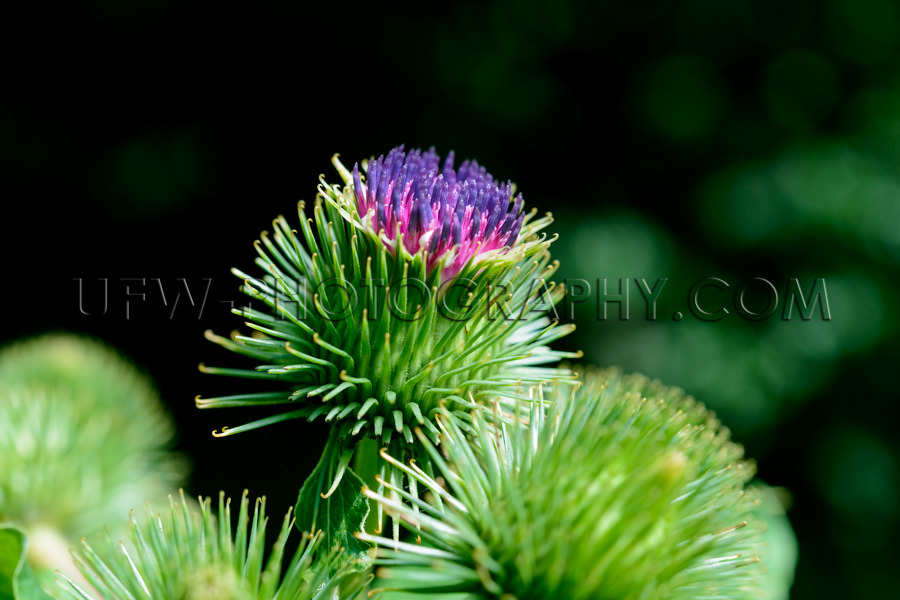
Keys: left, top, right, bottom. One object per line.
{"left": 360, "top": 369, "right": 766, "bottom": 599}
{"left": 54, "top": 491, "right": 371, "bottom": 600}
{"left": 199, "top": 147, "right": 578, "bottom": 547}
{"left": 350, "top": 147, "right": 524, "bottom": 280}
{"left": 0, "top": 334, "right": 184, "bottom": 582}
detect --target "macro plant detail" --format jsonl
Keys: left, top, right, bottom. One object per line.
{"left": 0, "top": 144, "right": 796, "bottom": 600}
{"left": 0, "top": 335, "right": 184, "bottom": 587}
{"left": 56, "top": 491, "right": 370, "bottom": 600}
{"left": 361, "top": 369, "right": 765, "bottom": 600}
{"left": 349, "top": 146, "right": 525, "bottom": 280}
{"left": 198, "top": 146, "right": 579, "bottom": 547}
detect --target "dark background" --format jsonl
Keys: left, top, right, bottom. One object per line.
{"left": 3, "top": 1, "right": 899, "bottom": 598}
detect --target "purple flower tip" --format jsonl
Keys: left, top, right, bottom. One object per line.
{"left": 352, "top": 146, "right": 525, "bottom": 278}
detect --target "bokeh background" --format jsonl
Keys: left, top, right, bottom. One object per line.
{"left": 3, "top": 1, "right": 899, "bottom": 598}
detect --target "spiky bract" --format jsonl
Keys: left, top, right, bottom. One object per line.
{"left": 55, "top": 491, "right": 370, "bottom": 600}
{"left": 0, "top": 334, "right": 183, "bottom": 538}
{"left": 361, "top": 369, "right": 765, "bottom": 600}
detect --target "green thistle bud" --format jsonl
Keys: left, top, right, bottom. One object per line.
{"left": 54, "top": 491, "right": 370, "bottom": 600}
{"left": 198, "top": 147, "right": 578, "bottom": 548}
{"left": 0, "top": 334, "right": 184, "bottom": 582}
{"left": 360, "top": 369, "right": 766, "bottom": 599}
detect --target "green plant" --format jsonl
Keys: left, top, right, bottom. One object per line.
{"left": 198, "top": 147, "right": 579, "bottom": 547}
{"left": 361, "top": 369, "right": 764, "bottom": 599}
{"left": 0, "top": 146, "right": 794, "bottom": 600}
{"left": 55, "top": 491, "right": 369, "bottom": 600}
{"left": 0, "top": 334, "right": 184, "bottom": 588}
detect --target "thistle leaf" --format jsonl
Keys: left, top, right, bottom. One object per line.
{"left": 0, "top": 525, "right": 53, "bottom": 600}
{"left": 295, "top": 432, "right": 370, "bottom": 555}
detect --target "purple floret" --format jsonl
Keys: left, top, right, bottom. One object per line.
{"left": 351, "top": 146, "right": 525, "bottom": 278}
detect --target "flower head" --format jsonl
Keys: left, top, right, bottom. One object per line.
{"left": 361, "top": 369, "right": 767, "bottom": 599}
{"left": 351, "top": 146, "right": 524, "bottom": 279}
{"left": 55, "top": 491, "right": 370, "bottom": 600}
{"left": 199, "top": 147, "right": 578, "bottom": 550}
{"left": 0, "top": 334, "right": 184, "bottom": 539}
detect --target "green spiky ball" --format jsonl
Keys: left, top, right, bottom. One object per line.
{"left": 362, "top": 369, "right": 766, "bottom": 599}
{"left": 54, "top": 491, "right": 370, "bottom": 600}
{"left": 0, "top": 334, "right": 184, "bottom": 539}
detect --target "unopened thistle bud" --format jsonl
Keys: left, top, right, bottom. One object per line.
{"left": 0, "top": 334, "right": 184, "bottom": 583}
{"left": 54, "top": 491, "right": 370, "bottom": 600}
{"left": 360, "top": 369, "right": 767, "bottom": 600}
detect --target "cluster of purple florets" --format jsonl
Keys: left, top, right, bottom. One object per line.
{"left": 351, "top": 146, "right": 525, "bottom": 277}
